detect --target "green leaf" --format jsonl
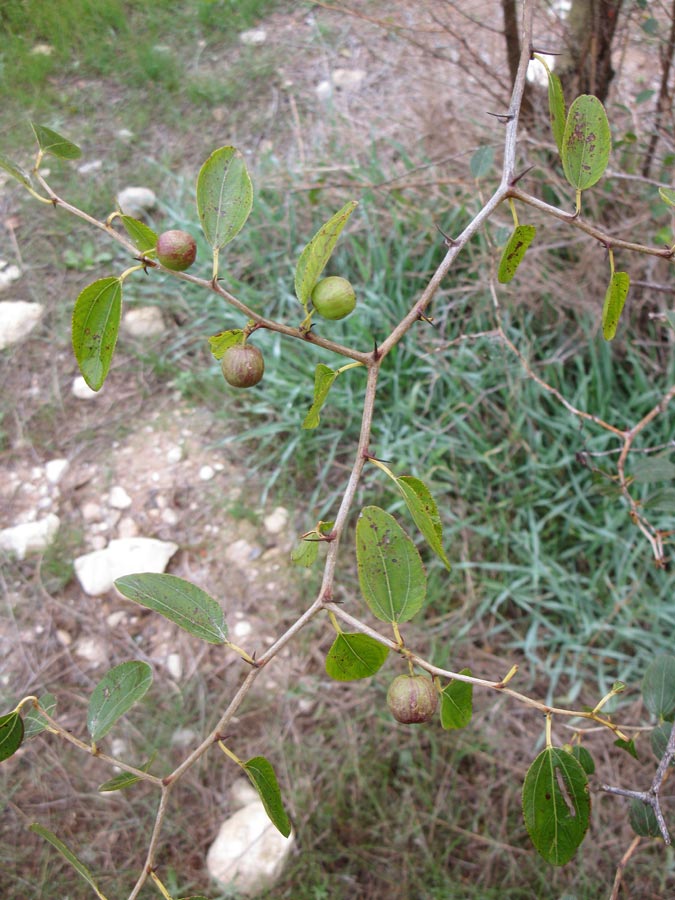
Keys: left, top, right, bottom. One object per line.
{"left": 632, "top": 456, "right": 675, "bottom": 484}
{"left": 0, "top": 152, "right": 33, "bottom": 189}
{"left": 28, "top": 824, "right": 107, "bottom": 900}
{"left": 470, "top": 145, "right": 494, "bottom": 179}
{"left": 325, "top": 633, "right": 389, "bottom": 681}
{"left": 629, "top": 799, "right": 661, "bottom": 838}
{"left": 522, "top": 747, "right": 590, "bottom": 866}
{"left": 0, "top": 712, "right": 24, "bottom": 762}
{"left": 642, "top": 655, "right": 675, "bottom": 720}
{"left": 355, "top": 506, "right": 427, "bottom": 624}
{"left": 303, "top": 364, "right": 338, "bottom": 429}
{"left": 98, "top": 754, "right": 155, "bottom": 792}
{"left": 290, "top": 536, "right": 320, "bottom": 567}
{"left": 71, "top": 277, "right": 122, "bottom": 391}
{"left": 208, "top": 329, "right": 244, "bottom": 361}
{"left": 120, "top": 215, "right": 158, "bottom": 254}
{"left": 601, "top": 271, "right": 629, "bottom": 341}
{"left": 87, "top": 660, "right": 153, "bottom": 742}
{"left": 31, "top": 122, "right": 82, "bottom": 160}
{"left": 570, "top": 745, "right": 595, "bottom": 775}
{"left": 294, "top": 201, "right": 358, "bottom": 307}
{"left": 23, "top": 693, "right": 57, "bottom": 739}
{"left": 114, "top": 573, "right": 228, "bottom": 644}
{"left": 243, "top": 755, "right": 292, "bottom": 837}
{"left": 659, "top": 187, "right": 675, "bottom": 208}
{"left": 546, "top": 70, "right": 566, "bottom": 154}
{"left": 196, "top": 146, "right": 253, "bottom": 250}
{"left": 396, "top": 476, "right": 450, "bottom": 570}
{"left": 440, "top": 670, "right": 473, "bottom": 730}
{"left": 614, "top": 737, "right": 638, "bottom": 759}
{"left": 650, "top": 721, "right": 675, "bottom": 760}
{"left": 644, "top": 488, "right": 675, "bottom": 512}
{"left": 561, "top": 94, "right": 612, "bottom": 191}
{"left": 497, "top": 224, "right": 536, "bottom": 283}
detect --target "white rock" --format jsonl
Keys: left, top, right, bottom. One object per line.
{"left": 333, "top": 68, "right": 366, "bottom": 89}
{"left": 166, "top": 445, "right": 183, "bottom": 464}
{"left": 75, "top": 636, "right": 108, "bottom": 666}
{"left": 230, "top": 778, "right": 259, "bottom": 810}
{"left": 72, "top": 376, "right": 100, "bottom": 400}
{"left": 233, "top": 620, "right": 252, "bottom": 639}
{"left": 207, "top": 801, "right": 294, "bottom": 896}
{"left": 81, "top": 502, "right": 103, "bottom": 522}
{"left": 239, "top": 28, "right": 267, "bottom": 45}
{"left": 77, "top": 159, "right": 103, "bottom": 175}
{"left": 106, "top": 610, "right": 128, "bottom": 628}
{"left": 116, "top": 128, "right": 134, "bottom": 142}
{"left": 199, "top": 465, "right": 215, "bottom": 481}
{"left": 171, "top": 727, "right": 198, "bottom": 747}
{"left": 122, "top": 306, "right": 166, "bottom": 337}
{"left": 30, "top": 43, "right": 54, "bottom": 56}
{"left": 315, "top": 79, "right": 332, "bottom": 101}
{"left": 74, "top": 537, "right": 178, "bottom": 595}
{"left": 55, "top": 628, "right": 73, "bottom": 647}
{"left": 45, "top": 458, "right": 69, "bottom": 484}
{"left": 109, "top": 485, "right": 132, "bottom": 510}
{"left": 161, "top": 507, "right": 178, "bottom": 526}
{"left": 117, "top": 186, "right": 157, "bottom": 218}
{"left": 263, "top": 506, "right": 289, "bottom": 535}
{"left": 166, "top": 652, "right": 182, "bottom": 680}
{"left": 0, "top": 263, "right": 22, "bottom": 293}
{"left": 117, "top": 516, "right": 139, "bottom": 538}
{"left": 225, "top": 539, "right": 260, "bottom": 567}
{"left": 0, "top": 514, "right": 59, "bottom": 560}
{"left": 0, "top": 301, "right": 44, "bottom": 349}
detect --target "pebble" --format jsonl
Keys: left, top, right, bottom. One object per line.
{"left": 0, "top": 300, "right": 44, "bottom": 349}
{"left": 109, "top": 485, "right": 132, "bottom": 510}
{"left": 72, "top": 376, "right": 100, "bottom": 400}
{"left": 199, "top": 465, "right": 215, "bottom": 481}
{"left": 263, "top": 506, "right": 289, "bottom": 535}
{"left": 45, "top": 458, "right": 69, "bottom": 484}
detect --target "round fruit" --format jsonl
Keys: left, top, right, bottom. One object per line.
{"left": 156, "top": 230, "right": 197, "bottom": 271}
{"left": 221, "top": 344, "right": 264, "bottom": 388}
{"left": 386, "top": 674, "right": 438, "bottom": 724}
{"left": 311, "top": 276, "right": 356, "bottom": 320}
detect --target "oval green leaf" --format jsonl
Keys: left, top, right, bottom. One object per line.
{"left": 642, "top": 655, "right": 675, "bottom": 720}
{"left": 629, "top": 799, "right": 661, "bottom": 837}
{"left": 244, "top": 755, "right": 292, "bottom": 837}
{"left": 440, "top": 669, "right": 473, "bottom": 730}
{"left": 632, "top": 456, "right": 675, "bottom": 484}
{"left": 208, "top": 328, "right": 244, "bottom": 361}
{"left": 356, "top": 506, "right": 427, "bottom": 624}
{"left": 497, "top": 224, "right": 536, "bottom": 284}
{"left": 470, "top": 145, "right": 494, "bottom": 179}
{"left": 601, "top": 271, "right": 629, "bottom": 341}
{"left": 71, "top": 276, "right": 122, "bottom": 390}
{"left": 0, "top": 152, "right": 33, "bottom": 189}
{"left": 114, "top": 572, "right": 228, "bottom": 644}
{"left": 570, "top": 745, "right": 595, "bottom": 775}
{"left": 562, "top": 94, "right": 612, "bottom": 191}
{"left": 28, "top": 824, "right": 106, "bottom": 900}
{"left": 120, "top": 215, "right": 158, "bottom": 255}
{"left": 397, "top": 475, "right": 451, "bottom": 570}
{"left": 614, "top": 736, "right": 638, "bottom": 759}
{"left": 303, "top": 363, "right": 338, "bottom": 429}
{"left": 522, "top": 747, "right": 590, "bottom": 866}
{"left": 294, "top": 201, "right": 358, "bottom": 307}
{"left": 290, "top": 536, "right": 319, "bottom": 568}
{"left": 98, "top": 754, "right": 155, "bottom": 792}
{"left": 196, "top": 146, "right": 253, "bottom": 250}
{"left": 23, "top": 693, "right": 57, "bottom": 739}
{"left": 325, "top": 632, "right": 389, "bottom": 681}
{"left": 31, "top": 122, "right": 82, "bottom": 160}
{"left": 547, "top": 70, "right": 566, "bottom": 154}
{"left": 0, "top": 712, "right": 24, "bottom": 762}
{"left": 87, "top": 660, "right": 153, "bottom": 742}
{"left": 650, "top": 721, "right": 675, "bottom": 760}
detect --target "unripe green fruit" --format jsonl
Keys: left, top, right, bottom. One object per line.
{"left": 311, "top": 276, "right": 356, "bottom": 320}
{"left": 386, "top": 674, "right": 438, "bottom": 724}
{"left": 156, "top": 230, "right": 197, "bottom": 271}
{"left": 221, "top": 344, "right": 264, "bottom": 388}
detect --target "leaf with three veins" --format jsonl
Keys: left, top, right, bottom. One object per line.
{"left": 294, "top": 201, "right": 358, "bottom": 307}
{"left": 71, "top": 277, "right": 122, "bottom": 390}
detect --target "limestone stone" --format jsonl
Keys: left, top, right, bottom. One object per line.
{"left": 0, "top": 301, "right": 44, "bottom": 349}
{"left": 0, "top": 514, "right": 60, "bottom": 560}
{"left": 74, "top": 537, "right": 178, "bottom": 595}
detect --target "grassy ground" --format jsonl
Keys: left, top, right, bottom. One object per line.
{"left": 3, "top": 2, "right": 675, "bottom": 899}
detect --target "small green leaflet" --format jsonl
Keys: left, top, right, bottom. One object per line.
{"left": 659, "top": 187, "right": 675, "bottom": 208}
{"left": 294, "top": 201, "right": 358, "bottom": 307}
{"left": 570, "top": 745, "right": 595, "bottom": 775}
{"left": 23, "top": 693, "right": 57, "bottom": 739}
{"left": 115, "top": 572, "right": 229, "bottom": 644}
{"left": 0, "top": 712, "right": 24, "bottom": 762}
{"left": 120, "top": 215, "right": 158, "bottom": 255}
{"left": 356, "top": 506, "right": 427, "bottom": 624}
{"left": 31, "top": 122, "right": 82, "bottom": 160}
{"left": 522, "top": 747, "right": 590, "bottom": 866}
{"left": 98, "top": 754, "right": 155, "bottom": 792}
{"left": 440, "top": 670, "right": 473, "bottom": 730}
{"left": 497, "top": 225, "right": 536, "bottom": 283}
{"left": 614, "top": 737, "right": 638, "bottom": 759}
{"left": 547, "top": 70, "right": 566, "bottom": 154}
{"left": 470, "top": 145, "right": 494, "bottom": 179}
{"left": 325, "top": 633, "right": 389, "bottom": 681}
{"left": 396, "top": 476, "right": 450, "bottom": 570}
{"left": 629, "top": 799, "right": 661, "bottom": 838}
{"left": 650, "top": 721, "right": 674, "bottom": 760}
{"left": 632, "top": 456, "right": 675, "bottom": 484}
{"left": 303, "top": 364, "right": 338, "bottom": 429}
{"left": 561, "top": 94, "right": 612, "bottom": 192}
{"left": 71, "top": 277, "right": 122, "bottom": 390}
{"left": 196, "top": 146, "right": 253, "bottom": 250}
{"left": 642, "top": 655, "right": 675, "bottom": 720}
{"left": 0, "top": 152, "right": 33, "bottom": 189}
{"left": 601, "top": 271, "right": 629, "bottom": 341}
{"left": 208, "top": 329, "right": 244, "bottom": 360}
{"left": 244, "top": 755, "right": 292, "bottom": 837}
{"left": 291, "top": 536, "right": 319, "bottom": 567}
{"left": 28, "top": 824, "right": 107, "bottom": 900}
{"left": 87, "top": 660, "right": 153, "bottom": 742}
{"left": 645, "top": 487, "right": 675, "bottom": 512}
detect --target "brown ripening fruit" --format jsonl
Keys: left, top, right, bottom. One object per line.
{"left": 221, "top": 344, "right": 265, "bottom": 388}
{"left": 311, "top": 276, "right": 356, "bottom": 320}
{"left": 386, "top": 674, "right": 438, "bottom": 724}
{"left": 156, "top": 230, "right": 197, "bottom": 271}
